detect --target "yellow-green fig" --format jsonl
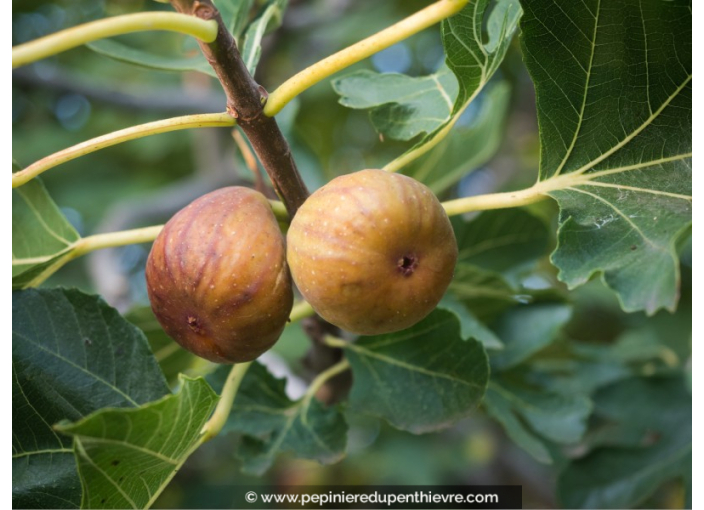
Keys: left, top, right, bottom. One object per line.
{"left": 287, "top": 169, "right": 457, "bottom": 335}
{"left": 146, "top": 187, "right": 293, "bottom": 363}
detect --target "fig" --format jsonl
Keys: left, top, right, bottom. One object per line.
{"left": 287, "top": 169, "right": 457, "bottom": 335}
{"left": 145, "top": 187, "right": 293, "bottom": 363}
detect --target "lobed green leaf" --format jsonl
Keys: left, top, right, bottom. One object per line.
{"left": 332, "top": 66, "right": 459, "bottom": 141}
{"left": 558, "top": 375, "right": 691, "bottom": 508}
{"left": 86, "top": 40, "right": 216, "bottom": 76}
{"left": 12, "top": 288, "right": 169, "bottom": 509}
{"left": 332, "top": 0, "right": 520, "bottom": 172}
{"left": 343, "top": 309, "right": 489, "bottom": 434}
{"left": 485, "top": 380, "right": 592, "bottom": 464}
{"left": 521, "top": 0, "right": 692, "bottom": 314}
{"left": 403, "top": 81, "right": 511, "bottom": 194}
{"left": 437, "top": 293, "right": 503, "bottom": 350}
{"left": 490, "top": 302, "right": 573, "bottom": 370}
{"left": 57, "top": 377, "right": 218, "bottom": 509}
{"left": 124, "top": 306, "right": 199, "bottom": 388}
{"left": 241, "top": 0, "right": 288, "bottom": 74}
{"left": 207, "top": 362, "right": 347, "bottom": 475}
{"left": 12, "top": 173, "right": 81, "bottom": 289}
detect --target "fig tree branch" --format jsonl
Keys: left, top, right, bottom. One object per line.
{"left": 264, "top": 0, "right": 469, "bottom": 117}
{"left": 169, "top": 0, "right": 309, "bottom": 217}
{"left": 12, "top": 113, "right": 236, "bottom": 188}
{"left": 12, "top": 12, "right": 217, "bottom": 68}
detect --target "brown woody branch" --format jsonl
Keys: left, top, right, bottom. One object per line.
{"left": 169, "top": 0, "right": 309, "bottom": 217}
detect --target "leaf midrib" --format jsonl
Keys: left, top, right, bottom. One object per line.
{"left": 345, "top": 342, "right": 483, "bottom": 390}
{"left": 13, "top": 331, "right": 139, "bottom": 407}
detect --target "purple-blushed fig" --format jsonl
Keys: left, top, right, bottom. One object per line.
{"left": 145, "top": 187, "right": 293, "bottom": 363}
{"left": 287, "top": 169, "right": 457, "bottom": 335}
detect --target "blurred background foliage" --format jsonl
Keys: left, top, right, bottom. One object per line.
{"left": 13, "top": 1, "right": 691, "bottom": 508}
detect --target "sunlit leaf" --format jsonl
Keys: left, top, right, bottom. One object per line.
{"left": 332, "top": 65, "right": 459, "bottom": 141}
{"left": 521, "top": 0, "right": 692, "bottom": 314}
{"left": 12, "top": 174, "right": 80, "bottom": 289}
{"left": 389, "top": 0, "right": 521, "bottom": 168}
{"left": 444, "top": 0, "right": 521, "bottom": 113}
{"left": 57, "top": 377, "right": 218, "bottom": 509}
{"left": 332, "top": 0, "right": 521, "bottom": 172}
{"left": 403, "top": 81, "right": 511, "bottom": 194}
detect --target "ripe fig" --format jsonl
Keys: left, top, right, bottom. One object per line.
{"left": 145, "top": 187, "right": 293, "bottom": 363}
{"left": 287, "top": 169, "right": 457, "bottom": 335}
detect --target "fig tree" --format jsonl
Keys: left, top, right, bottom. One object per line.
{"left": 146, "top": 187, "right": 293, "bottom": 363}
{"left": 287, "top": 169, "right": 457, "bottom": 335}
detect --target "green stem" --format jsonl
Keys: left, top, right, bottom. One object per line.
{"left": 384, "top": 117, "right": 458, "bottom": 173}
{"left": 289, "top": 300, "right": 315, "bottom": 323}
{"left": 22, "top": 225, "right": 163, "bottom": 288}
{"left": 18, "top": 198, "right": 288, "bottom": 287}
{"left": 12, "top": 113, "right": 235, "bottom": 188}
{"left": 19, "top": 196, "right": 287, "bottom": 285}
{"left": 301, "top": 358, "right": 350, "bottom": 409}
{"left": 323, "top": 335, "right": 349, "bottom": 349}
{"left": 269, "top": 200, "right": 289, "bottom": 222}
{"left": 201, "top": 362, "right": 252, "bottom": 442}
{"left": 12, "top": 12, "right": 218, "bottom": 68}
{"left": 441, "top": 185, "right": 550, "bottom": 216}
{"left": 263, "top": 0, "right": 468, "bottom": 117}
{"left": 74, "top": 226, "right": 164, "bottom": 255}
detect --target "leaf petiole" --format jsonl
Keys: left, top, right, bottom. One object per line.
{"left": 12, "top": 113, "right": 236, "bottom": 188}
{"left": 324, "top": 335, "right": 348, "bottom": 349}
{"left": 442, "top": 185, "right": 549, "bottom": 216}
{"left": 300, "top": 358, "right": 350, "bottom": 413}
{"left": 289, "top": 300, "right": 316, "bottom": 323}
{"left": 263, "top": 0, "right": 469, "bottom": 117}
{"left": 18, "top": 196, "right": 288, "bottom": 288}
{"left": 12, "top": 12, "right": 218, "bottom": 68}
{"left": 201, "top": 362, "right": 252, "bottom": 442}
{"left": 21, "top": 225, "right": 164, "bottom": 288}
{"left": 440, "top": 155, "right": 693, "bottom": 217}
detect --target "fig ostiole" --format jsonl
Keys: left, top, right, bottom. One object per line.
{"left": 286, "top": 169, "right": 458, "bottom": 335}
{"left": 146, "top": 187, "right": 293, "bottom": 363}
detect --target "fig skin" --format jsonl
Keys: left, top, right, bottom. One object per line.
{"left": 146, "top": 187, "right": 293, "bottom": 363}
{"left": 287, "top": 169, "right": 458, "bottom": 335}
